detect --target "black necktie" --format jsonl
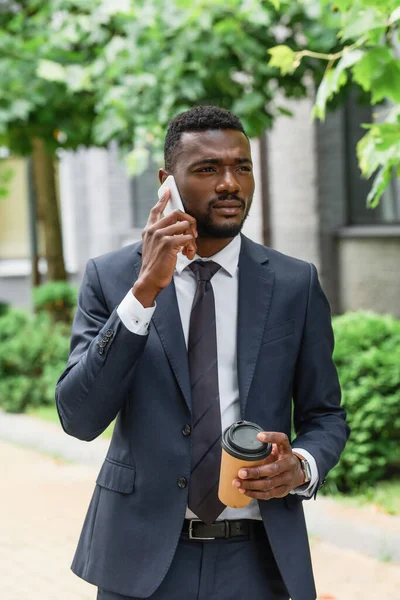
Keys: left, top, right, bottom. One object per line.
{"left": 187, "top": 260, "right": 225, "bottom": 524}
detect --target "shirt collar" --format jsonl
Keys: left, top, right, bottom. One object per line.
{"left": 175, "top": 234, "right": 241, "bottom": 277}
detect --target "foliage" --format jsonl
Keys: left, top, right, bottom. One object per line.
{"left": 0, "top": 0, "right": 342, "bottom": 169}
{"left": 0, "top": 308, "right": 70, "bottom": 413}
{"left": 0, "top": 0, "right": 343, "bottom": 283}
{"left": 0, "top": 301, "right": 9, "bottom": 316}
{"left": 269, "top": 0, "right": 400, "bottom": 207}
{"left": 332, "top": 478, "right": 400, "bottom": 515}
{"left": 33, "top": 281, "right": 77, "bottom": 323}
{"left": 0, "top": 159, "right": 14, "bottom": 200}
{"left": 327, "top": 312, "right": 400, "bottom": 493}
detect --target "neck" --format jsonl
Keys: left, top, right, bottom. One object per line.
{"left": 195, "top": 236, "right": 235, "bottom": 258}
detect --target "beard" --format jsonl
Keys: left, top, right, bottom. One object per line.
{"left": 184, "top": 196, "right": 252, "bottom": 239}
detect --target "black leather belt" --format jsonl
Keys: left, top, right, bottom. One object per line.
{"left": 182, "top": 519, "right": 256, "bottom": 540}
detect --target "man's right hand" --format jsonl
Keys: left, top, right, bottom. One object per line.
{"left": 132, "top": 189, "right": 198, "bottom": 307}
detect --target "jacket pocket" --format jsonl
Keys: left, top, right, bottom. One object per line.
{"left": 96, "top": 458, "right": 135, "bottom": 494}
{"left": 261, "top": 319, "right": 295, "bottom": 346}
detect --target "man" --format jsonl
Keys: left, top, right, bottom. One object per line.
{"left": 56, "top": 106, "right": 349, "bottom": 600}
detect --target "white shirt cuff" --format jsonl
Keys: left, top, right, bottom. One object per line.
{"left": 290, "top": 448, "right": 319, "bottom": 498}
{"left": 117, "top": 290, "right": 156, "bottom": 335}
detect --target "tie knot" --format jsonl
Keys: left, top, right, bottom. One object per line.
{"left": 189, "top": 260, "right": 221, "bottom": 282}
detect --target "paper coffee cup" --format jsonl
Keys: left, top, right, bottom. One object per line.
{"left": 218, "top": 421, "right": 272, "bottom": 508}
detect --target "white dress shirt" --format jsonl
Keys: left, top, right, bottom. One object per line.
{"left": 117, "top": 235, "right": 318, "bottom": 520}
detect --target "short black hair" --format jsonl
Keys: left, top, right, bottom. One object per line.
{"left": 164, "top": 105, "right": 247, "bottom": 171}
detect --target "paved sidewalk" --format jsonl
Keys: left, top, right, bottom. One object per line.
{"left": 1, "top": 441, "right": 400, "bottom": 600}
{"left": 0, "top": 410, "right": 109, "bottom": 467}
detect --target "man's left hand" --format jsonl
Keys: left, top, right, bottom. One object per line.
{"left": 232, "top": 432, "right": 305, "bottom": 500}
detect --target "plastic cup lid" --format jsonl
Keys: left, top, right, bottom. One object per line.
{"left": 222, "top": 421, "right": 272, "bottom": 460}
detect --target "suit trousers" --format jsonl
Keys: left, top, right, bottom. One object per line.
{"left": 97, "top": 521, "right": 290, "bottom": 600}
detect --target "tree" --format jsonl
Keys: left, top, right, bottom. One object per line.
{"left": 0, "top": 0, "right": 341, "bottom": 277}
{"left": 0, "top": 1, "right": 100, "bottom": 280}
{"left": 269, "top": 0, "right": 400, "bottom": 207}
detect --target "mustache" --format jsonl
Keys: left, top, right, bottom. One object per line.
{"left": 209, "top": 195, "right": 246, "bottom": 208}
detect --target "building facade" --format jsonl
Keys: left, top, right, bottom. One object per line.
{"left": 1, "top": 96, "right": 399, "bottom": 316}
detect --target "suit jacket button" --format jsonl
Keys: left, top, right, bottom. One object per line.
{"left": 177, "top": 477, "right": 187, "bottom": 489}
{"left": 182, "top": 424, "right": 191, "bottom": 436}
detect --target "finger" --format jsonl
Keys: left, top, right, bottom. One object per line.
{"left": 257, "top": 432, "right": 291, "bottom": 452}
{"left": 155, "top": 210, "right": 198, "bottom": 241}
{"left": 148, "top": 188, "right": 171, "bottom": 226}
{"left": 234, "top": 472, "right": 291, "bottom": 492}
{"left": 159, "top": 209, "right": 197, "bottom": 226}
{"left": 167, "top": 233, "right": 196, "bottom": 250}
{"left": 158, "top": 220, "right": 193, "bottom": 237}
{"left": 242, "top": 485, "right": 289, "bottom": 501}
{"left": 238, "top": 456, "right": 292, "bottom": 480}
{"left": 185, "top": 241, "right": 197, "bottom": 260}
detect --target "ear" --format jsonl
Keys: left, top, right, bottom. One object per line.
{"left": 159, "top": 168, "right": 169, "bottom": 184}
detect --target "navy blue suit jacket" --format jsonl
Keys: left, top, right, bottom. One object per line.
{"left": 56, "top": 235, "right": 349, "bottom": 600}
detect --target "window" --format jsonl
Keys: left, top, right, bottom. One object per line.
{"left": 345, "top": 97, "right": 400, "bottom": 225}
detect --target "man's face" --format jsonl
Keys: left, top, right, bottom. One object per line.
{"left": 170, "top": 129, "right": 255, "bottom": 239}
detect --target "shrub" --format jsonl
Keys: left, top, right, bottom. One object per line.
{"left": 33, "top": 281, "right": 77, "bottom": 323}
{"left": 0, "top": 308, "right": 70, "bottom": 413}
{"left": 326, "top": 312, "right": 400, "bottom": 493}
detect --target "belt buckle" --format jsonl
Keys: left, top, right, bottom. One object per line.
{"left": 188, "top": 519, "right": 215, "bottom": 540}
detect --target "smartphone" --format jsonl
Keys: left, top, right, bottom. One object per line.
{"left": 157, "top": 175, "right": 185, "bottom": 216}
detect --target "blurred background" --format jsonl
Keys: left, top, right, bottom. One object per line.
{"left": 0, "top": 1, "right": 399, "bottom": 599}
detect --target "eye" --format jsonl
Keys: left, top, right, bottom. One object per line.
{"left": 197, "top": 167, "right": 216, "bottom": 172}
{"left": 238, "top": 166, "right": 252, "bottom": 172}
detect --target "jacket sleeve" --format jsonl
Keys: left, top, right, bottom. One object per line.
{"left": 56, "top": 259, "right": 148, "bottom": 441}
{"left": 291, "top": 263, "right": 350, "bottom": 493}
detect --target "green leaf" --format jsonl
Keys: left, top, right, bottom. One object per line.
{"left": 312, "top": 70, "right": 335, "bottom": 121}
{"left": 277, "top": 106, "right": 293, "bottom": 117}
{"left": 125, "top": 145, "right": 150, "bottom": 176}
{"left": 93, "top": 112, "right": 128, "bottom": 145}
{"left": 371, "top": 123, "right": 400, "bottom": 152}
{"left": 233, "top": 92, "right": 265, "bottom": 115}
{"left": 268, "top": 45, "right": 297, "bottom": 75}
{"left": 36, "top": 60, "right": 66, "bottom": 83}
{"left": 331, "top": 49, "right": 364, "bottom": 91}
{"left": 389, "top": 6, "right": 400, "bottom": 25}
{"left": 340, "top": 7, "right": 386, "bottom": 42}
{"left": 10, "top": 99, "right": 31, "bottom": 120}
{"left": 352, "top": 47, "right": 393, "bottom": 92}
{"left": 370, "top": 61, "right": 400, "bottom": 104}
{"left": 65, "top": 65, "right": 93, "bottom": 93}
{"left": 100, "top": 0, "right": 131, "bottom": 16}
{"left": 0, "top": 161, "right": 14, "bottom": 200}
{"left": 366, "top": 166, "right": 392, "bottom": 208}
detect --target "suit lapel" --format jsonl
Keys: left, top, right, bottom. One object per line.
{"left": 133, "top": 250, "right": 191, "bottom": 412}
{"left": 237, "top": 236, "right": 275, "bottom": 416}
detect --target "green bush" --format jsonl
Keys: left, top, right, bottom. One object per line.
{"left": 327, "top": 312, "right": 400, "bottom": 493}
{"left": 33, "top": 281, "right": 77, "bottom": 323}
{"left": 0, "top": 301, "right": 9, "bottom": 316}
{"left": 0, "top": 308, "right": 70, "bottom": 413}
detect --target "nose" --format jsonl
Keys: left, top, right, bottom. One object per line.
{"left": 215, "top": 168, "right": 241, "bottom": 196}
